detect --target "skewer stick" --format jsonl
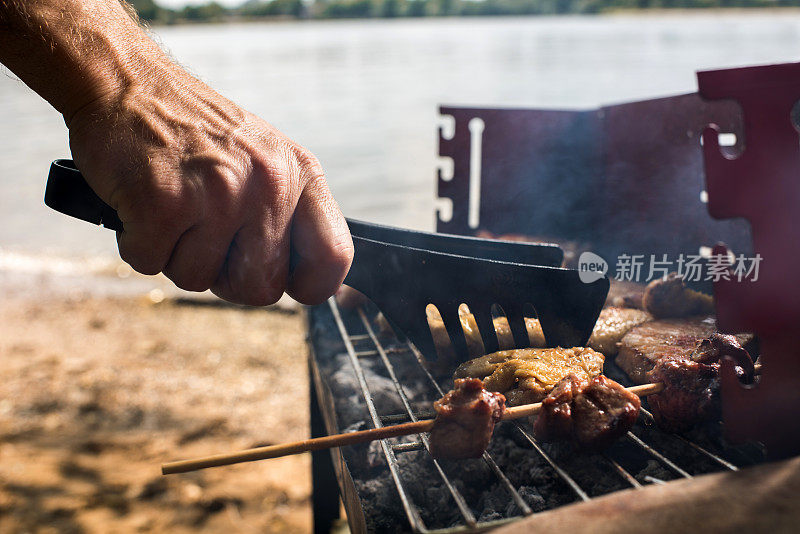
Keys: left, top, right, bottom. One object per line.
{"left": 162, "top": 381, "right": 665, "bottom": 475}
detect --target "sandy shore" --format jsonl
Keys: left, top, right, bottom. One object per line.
{"left": 0, "top": 268, "right": 315, "bottom": 533}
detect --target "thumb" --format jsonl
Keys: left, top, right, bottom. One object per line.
{"left": 286, "top": 176, "right": 353, "bottom": 305}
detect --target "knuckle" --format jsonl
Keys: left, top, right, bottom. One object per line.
{"left": 253, "top": 155, "right": 295, "bottom": 210}
{"left": 324, "top": 235, "right": 355, "bottom": 272}
{"left": 294, "top": 146, "right": 324, "bottom": 180}
{"left": 270, "top": 172, "right": 294, "bottom": 210}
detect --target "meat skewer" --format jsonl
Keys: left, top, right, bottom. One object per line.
{"left": 161, "top": 382, "right": 663, "bottom": 475}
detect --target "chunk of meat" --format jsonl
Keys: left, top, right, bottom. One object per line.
{"left": 616, "top": 316, "right": 754, "bottom": 384}
{"left": 587, "top": 307, "right": 653, "bottom": 356}
{"left": 533, "top": 374, "right": 641, "bottom": 450}
{"left": 646, "top": 333, "right": 754, "bottom": 432}
{"left": 454, "top": 347, "right": 605, "bottom": 406}
{"left": 643, "top": 273, "right": 714, "bottom": 318}
{"left": 429, "top": 378, "right": 506, "bottom": 459}
{"left": 605, "top": 279, "right": 646, "bottom": 309}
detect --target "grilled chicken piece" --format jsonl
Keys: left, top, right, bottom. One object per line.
{"left": 646, "top": 333, "right": 754, "bottom": 432}
{"left": 587, "top": 307, "right": 653, "bottom": 356}
{"left": 534, "top": 374, "right": 641, "bottom": 450}
{"left": 643, "top": 273, "right": 715, "bottom": 318}
{"left": 429, "top": 378, "right": 506, "bottom": 459}
{"left": 454, "top": 347, "right": 605, "bottom": 406}
{"left": 616, "top": 316, "right": 754, "bottom": 384}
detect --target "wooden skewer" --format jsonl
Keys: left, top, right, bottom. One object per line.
{"left": 161, "top": 382, "right": 664, "bottom": 475}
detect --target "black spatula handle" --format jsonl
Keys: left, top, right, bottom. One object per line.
{"left": 45, "top": 159, "right": 563, "bottom": 266}
{"left": 46, "top": 159, "right": 124, "bottom": 231}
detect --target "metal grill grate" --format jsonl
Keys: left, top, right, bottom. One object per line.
{"left": 326, "top": 298, "right": 752, "bottom": 533}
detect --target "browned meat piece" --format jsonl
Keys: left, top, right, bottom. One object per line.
{"left": 605, "top": 279, "right": 646, "bottom": 309}
{"left": 454, "top": 347, "right": 605, "bottom": 406}
{"left": 646, "top": 333, "right": 754, "bottom": 432}
{"left": 533, "top": 374, "right": 641, "bottom": 450}
{"left": 692, "top": 333, "right": 755, "bottom": 381}
{"left": 429, "top": 378, "right": 506, "bottom": 459}
{"left": 643, "top": 273, "right": 715, "bottom": 318}
{"left": 587, "top": 307, "right": 652, "bottom": 356}
{"left": 616, "top": 316, "right": 754, "bottom": 384}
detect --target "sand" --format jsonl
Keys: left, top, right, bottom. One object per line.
{"left": 0, "top": 272, "right": 315, "bottom": 533}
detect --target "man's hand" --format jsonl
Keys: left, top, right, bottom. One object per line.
{"left": 0, "top": 0, "right": 353, "bottom": 306}
{"left": 68, "top": 71, "right": 353, "bottom": 306}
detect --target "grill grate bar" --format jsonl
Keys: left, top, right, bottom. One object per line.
{"left": 639, "top": 407, "right": 738, "bottom": 471}
{"left": 352, "top": 308, "right": 479, "bottom": 529}
{"left": 400, "top": 340, "right": 535, "bottom": 516}
{"left": 604, "top": 455, "right": 643, "bottom": 489}
{"left": 394, "top": 442, "right": 425, "bottom": 453}
{"left": 625, "top": 431, "right": 693, "bottom": 479}
{"left": 381, "top": 413, "right": 414, "bottom": 425}
{"left": 513, "top": 423, "right": 591, "bottom": 502}
{"left": 328, "top": 299, "right": 429, "bottom": 533}
{"left": 356, "top": 309, "right": 535, "bottom": 520}
{"left": 681, "top": 438, "right": 739, "bottom": 471}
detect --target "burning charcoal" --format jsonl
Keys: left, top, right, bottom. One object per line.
{"left": 534, "top": 374, "right": 641, "bottom": 451}
{"left": 429, "top": 379, "right": 506, "bottom": 459}
{"left": 366, "top": 440, "right": 386, "bottom": 469}
{"left": 646, "top": 333, "right": 754, "bottom": 433}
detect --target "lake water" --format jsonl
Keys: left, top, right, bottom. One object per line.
{"left": 3, "top": 12, "right": 800, "bottom": 263}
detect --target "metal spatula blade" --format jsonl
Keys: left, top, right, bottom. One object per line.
{"left": 344, "top": 234, "right": 608, "bottom": 361}
{"left": 44, "top": 159, "right": 609, "bottom": 365}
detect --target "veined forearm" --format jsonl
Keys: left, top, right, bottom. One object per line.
{"left": 0, "top": 0, "right": 353, "bottom": 307}
{"left": 0, "top": 0, "right": 172, "bottom": 123}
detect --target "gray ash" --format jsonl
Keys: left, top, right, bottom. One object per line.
{"left": 307, "top": 303, "right": 765, "bottom": 533}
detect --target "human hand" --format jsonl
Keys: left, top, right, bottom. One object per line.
{"left": 66, "top": 70, "right": 353, "bottom": 306}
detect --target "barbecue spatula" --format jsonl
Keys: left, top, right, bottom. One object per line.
{"left": 44, "top": 159, "right": 608, "bottom": 363}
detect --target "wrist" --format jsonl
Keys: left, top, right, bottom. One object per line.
{"left": 56, "top": 5, "right": 171, "bottom": 126}
{"left": 0, "top": 0, "right": 174, "bottom": 126}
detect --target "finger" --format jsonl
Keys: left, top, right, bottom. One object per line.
{"left": 286, "top": 176, "right": 354, "bottom": 305}
{"left": 117, "top": 218, "right": 186, "bottom": 276}
{"left": 211, "top": 222, "right": 291, "bottom": 306}
{"left": 163, "top": 224, "right": 235, "bottom": 292}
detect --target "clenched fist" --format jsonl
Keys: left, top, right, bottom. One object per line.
{"left": 1, "top": 0, "right": 353, "bottom": 306}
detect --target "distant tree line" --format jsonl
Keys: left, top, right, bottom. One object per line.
{"left": 127, "top": 0, "right": 800, "bottom": 24}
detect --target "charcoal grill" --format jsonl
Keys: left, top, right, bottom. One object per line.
{"left": 307, "top": 61, "right": 800, "bottom": 533}
{"left": 307, "top": 300, "right": 763, "bottom": 533}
